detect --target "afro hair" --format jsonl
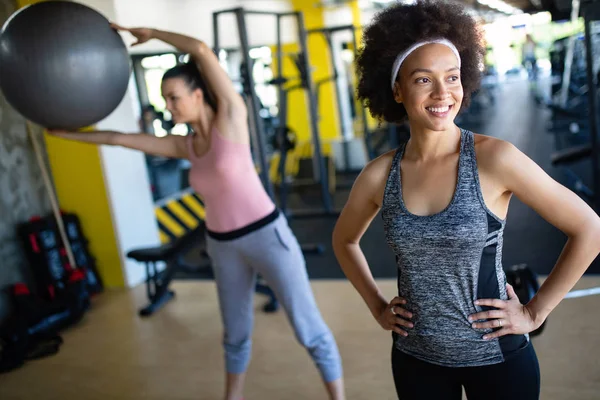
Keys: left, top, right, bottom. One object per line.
{"left": 356, "top": 0, "right": 486, "bottom": 124}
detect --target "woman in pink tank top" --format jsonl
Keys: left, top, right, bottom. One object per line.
{"left": 48, "top": 24, "right": 345, "bottom": 400}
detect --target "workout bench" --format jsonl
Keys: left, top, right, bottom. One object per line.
{"left": 127, "top": 222, "right": 279, "bottom": 317}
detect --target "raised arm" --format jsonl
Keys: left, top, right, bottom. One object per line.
{"left": 47, "top": 130, "right": 188, "bottom": 159}
{"left": 111, "top": 24, "right": 245, "bottom": 115}
{"left": 333, "top": 167, "right": 386, "bottom": 315}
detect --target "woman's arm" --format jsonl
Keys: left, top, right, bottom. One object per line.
{"left": 332, "top": 168, "right": 388, "bottom": 319}
{"left": 47, "top": 130, "right": 188, "bottom": 159}
{"left": 153, "top": 30, "right": 243, "bottom": 109}
{"left": 333, "top": 153, "right": 414, "bottom": 335}
{"left": 112, "top": 24, "right": 245, "bottom": 116}
{"left": 473, "top": 140, "right": 600, "bottom": 337}
{"left": 500, "top": 142, "right": 600, "bottom": 321}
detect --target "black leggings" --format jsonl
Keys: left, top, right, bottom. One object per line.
{"left": 391, "top": 342, "right": 540, "bottom": 400}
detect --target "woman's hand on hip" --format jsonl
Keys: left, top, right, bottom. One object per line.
{"left": 469, "top": 283, "right": 542, "bottom": 340}
{"left": 376, "top": 296, "right": 414, "bottom": 337}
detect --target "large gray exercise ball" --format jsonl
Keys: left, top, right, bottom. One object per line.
{"left": 0, "top": 1, "right": 131, "bottom": 130}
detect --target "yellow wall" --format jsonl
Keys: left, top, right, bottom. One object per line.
{"left": 290, "top": 0, "right": 340, "bottom": 151}
{"left": 16, "top": 0, "right": 125, "bottom": 287}
{"left": 268, "top": 39, "right": 335, "bottom": 183}
{"left": 44, "top": 134, "right": 124, "bottom": 287}
{"left": 350, "top": 0, "right": 362, "bottom": 38}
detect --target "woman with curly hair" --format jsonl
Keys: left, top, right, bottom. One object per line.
{"left": 332, "top": 1, "right": 600, "bottom": 399}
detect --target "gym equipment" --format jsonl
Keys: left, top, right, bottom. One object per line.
{"left": 558, "top": 0, "right": 582, "bottom": 108}
{"left": 0, "top": 275, "right": 89, "bottom": 373}
{"left": 3, "top": 212, "right": 93, "bottom": 373}
{"left": 126, "top": 222, "right": 279, "bottom": 316}
{"left": 213, "top": 7, "right": 335, "bottom": 216}
{"left": 0, "top": 1, "right": 131, "bottom": 130}
{"left": 262, "top": 56, "right": 337, "bottom": 208}
{"left": 22, "top": 119, "right": 83, "bottom": 293}
{"left": 505, "top": 263, "right": 600, "bottom": 337}
{"left": 260, "top": 70, "right": 327, "bottom": 255}
{"left": 17, "top": 213, "right": 103, "bottom": 298}
{"left": 551, "top": 148, "right": 594, "bottom": 202}
{"left": 582, "top": 4, "right": 600, "bottom": 211}
{"left": 306, "top": 25, "right": 372, "bottom": 173}
{"left": 213, "top": 8, "right": 340, "bottom": 256}
{"left": 504, "top": 264, "right": 546, "bottom": 337}
{"left": 213, "top": 9, "right": 275, "bottom": 200}
{"left": 546, "top": 3, "right": 600, "bottom": 210}
{"left": 544, "top": 34, "right": 590, "bottom": 141}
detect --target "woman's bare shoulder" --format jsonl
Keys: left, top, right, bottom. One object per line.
{"left": 351, "top": 148, "right": 398, "bottom": 206}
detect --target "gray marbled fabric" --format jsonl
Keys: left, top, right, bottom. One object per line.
{"left": 382, "top": 129, "right": 527, "bottom": 367}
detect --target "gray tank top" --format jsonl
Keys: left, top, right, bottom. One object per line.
{"left": 382, "top": 128, "right": 528, "bottom": 367}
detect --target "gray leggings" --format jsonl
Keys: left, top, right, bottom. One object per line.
{"left": 205, "top": 213, "right": 342, "bottom": 383}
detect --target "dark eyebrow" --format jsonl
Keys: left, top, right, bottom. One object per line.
{"left": 410, "top": 66, "right": 460, "bottom": 76}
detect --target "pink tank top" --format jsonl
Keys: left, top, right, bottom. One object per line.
{"left": 186, "top": 126, "right": 276, "bottom": 233}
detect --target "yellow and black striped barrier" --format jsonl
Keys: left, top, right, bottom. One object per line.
{"left": 154, "top": 189, "right": 206, "bottom": 244}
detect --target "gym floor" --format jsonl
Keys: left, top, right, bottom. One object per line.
{"left": 0, "top": 277, "right": 599, "bottom": 399}
{"left": 1, "top": 81, "right": 599, "bottom": 399}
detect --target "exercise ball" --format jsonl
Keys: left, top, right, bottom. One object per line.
{"left": 0, "top": 1, "right": 131, "bottom": 130}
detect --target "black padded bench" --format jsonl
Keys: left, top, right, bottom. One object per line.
{"left": 127, "top": 224, "right": 279, "bottom": 317}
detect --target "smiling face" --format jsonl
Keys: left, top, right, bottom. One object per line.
{"left": 393, "top": 43, "right": 463, "bottom": 132}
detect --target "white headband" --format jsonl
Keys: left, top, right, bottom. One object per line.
{"left": 390, "top": 38, "right": 461, "bottom": 90}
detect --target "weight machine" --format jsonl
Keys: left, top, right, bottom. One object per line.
{"left": 546, "top": 1, "right": 600, "bottom": 299}
{"left": 305, "top": 25, "right": 373, "bottom": 173}
{"left": 583, "top": 2, "right": 600, "bottom": 211}
{"left": 213, "top": 8, "right": 340, "bottom": 222}
{"left": 550, "top": 1, "right": 600, "bottom": 211}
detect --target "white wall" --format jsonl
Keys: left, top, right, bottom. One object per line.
{"left": 110, "top": 0, "right": 297, "bottom": 53}
{"left": 96, "top": 75, "right": 160, "bottom": 287}
{"left": 323, "top": 4, "right": 354, "bottom": 27}
{"left": 77, "top": 0, "right": 118, "bottom": 22}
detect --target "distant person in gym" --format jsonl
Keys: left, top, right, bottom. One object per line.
{"left": 522, "top": 33, "right": 538, "bottom": 81}
{"left": 332, "top": 1, "right": 600, "bottom": 399}
{"left": 48, "top": 24, "right": 345, "bottom": 400}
